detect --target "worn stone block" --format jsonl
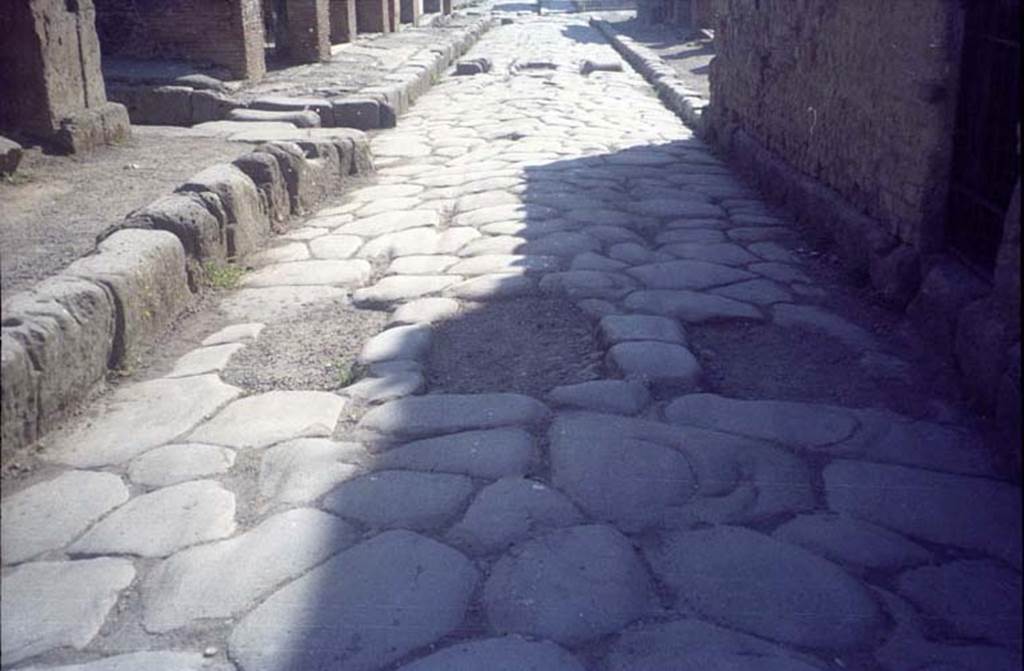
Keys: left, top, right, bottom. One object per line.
{"left": 178, "top": 163, "right": 271, "bottom": 258}
{"left": 134, "top": 85, "right": 194, "bottom": 126}
{"left": 66, "top": 229, "right": 192, "bottom": 366}
{"left": 118, "top": 192, "right": 228, "bottom": 261}
{"left": 233, "top": 151, "right": 292, "bottom": 230}
{"left": 228, "top": 108, "right": 320, "bottom": 127}
{"left": 251, "top": 95, "right": 334, "bottom": 125}
{"left": 332, "top": 98, "right": 381, "bottom": 130}
{"left": 0, "top": 333, "right": 39, "bottom": 455}
{"left": 54, "top": 102, "right": 132, "bottom": 153}
{"left": 190, "top": 89, "right": 238, "bottom": 124}
{"left": 0, "top": 135, "right": 23, "bottom": 175}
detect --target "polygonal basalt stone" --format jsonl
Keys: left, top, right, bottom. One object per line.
{"left": 69, "top": 480, "right": 236, "bottom": 558}
{"left": 322, "top": 470, "right": 475, "bottom": 531}
{"left": 599, "top": 314, "right": 686, "bottom": 345}
{"left": 16, "top": 651, "right": 237, "bottom": 670}
{"left": 773, "top": 514, "right": 931, "bottom": 572}
{"left": 241, "top": 259, "right": 372, "bottom": 288}
{"left": 606, "top": 341, "right": 702, "bottom": 388}
{"left": 189, "top": 390, "right": 346, "bottom": 449}
{"left": 374, "top": 428, "right": 535, "bottom": 479}
{"left": 1, "top": 558, "right": 135, "bottom": 665}
{"left": 447, "top": 477, "right": 584, "bottom": 555}
{"left": 484, "top": 524, "right": 652, "bottom": 645}
{"left": 396, "top": 636, "right": 586, "bottom": 671}
{"left": 2, "top": 471, "right": 128, "bottom": 565}
{"left": 546, "top": 379, "right": 650, "bottom": 415}
{"left": 128, "top": 443, "right": 235, "bottom": 487}
{"left": 627, "top": 260, "right": 755, "bottom": 291}
{"left": 624, "top": 289, "right": 764, "bottom": 323}
{"left": 165, "top": 343, "right": 244, "bottom": 378}
{"left": 359, "top": 324, "right": 432, "bottom": 364}
{"left": 643, "top": 526, "right": 883, "bottom": 650}
{"left": 359, "top": 393, "right": 548, "bottom": 439}
{"left": 229, "top": 530, "right": 479, "bottom": 671}
{"left": 142, "top": 508, "right": 359, "bottom": 633}
{"left": 259, "top": 438, "right": 366, "bottom": 504}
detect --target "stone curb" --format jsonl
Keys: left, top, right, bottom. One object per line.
{"left": 590, "top": 19, "right": 708, "bottom": 135}
{"left": 0, "top": 130, "right": 374, "bottom": 458}
{"left": 107, "top": 15, "right": 498, "bottom": 131}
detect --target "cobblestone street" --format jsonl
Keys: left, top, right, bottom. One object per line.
{"left": 2, "top": 10, "right": 1021, "bottom": 671}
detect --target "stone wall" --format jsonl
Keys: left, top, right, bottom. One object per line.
{"left": 283, "top": 0, "right": 331, "bottom": 62}
{"left": 95, "top": 0, "right": 266, "bottom": 80}
{"left": 707, "top": 0, "right": 961, "bottom": 253}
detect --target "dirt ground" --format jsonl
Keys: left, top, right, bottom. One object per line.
{"left": 0, "top": 127, "right": 248, "bottom": 296}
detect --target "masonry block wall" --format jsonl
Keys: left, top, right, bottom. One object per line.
{"left": 330, "top": 0, "right": 357, "bottom": 42}
{"left": 400, "top": 0, "right": 423, "bottom": 25}
{"left": 95, "top": 0, "right": 266, "bottom": 80}
{"left": 707, "top": 0, "right": 961, "bottom": 252}
{"left": 284, "top": 0, "right": 331, "bottom": 62}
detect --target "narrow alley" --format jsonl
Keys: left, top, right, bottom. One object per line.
{"left": 1, "top": 7, "right": 1021, "bottom": 671}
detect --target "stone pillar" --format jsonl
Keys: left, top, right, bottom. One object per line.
{"left": 0, "top": 0, "right": 130, "bottom": 153}
{"left": 283, "top": 0, "right": 331, "bottom": 62}
{"left": 388, "top": 0, "right": 400, "bottom": 31}
{"left": 442, "top": 0, "right": 452, "bottom": 14}
{"left": 356, "top": 0, "right": 390, "bottom": 32}
{"left": 400, "top": 0, "right": 423, "bottom": 24}
{"left": 330, "top": 0, "right": 357, "bottom": 42}
{"left": 423, "top": 0, "right": 440, "bottom": 12}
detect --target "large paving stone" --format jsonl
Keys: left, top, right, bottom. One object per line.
{"left": 308, "top": 234, "right": 363, "bottom": 259}
{"left": 1, "top": 558, "right": 135, "bottom": 665}
{"left": 546, "top": 379, "right": 650, "bottom": 415}
{"left": 605, "top": 619, "right": 825, "bottom": 671}
{"left": 389, "top": 297, "right": 461, "bottom": 325}
{"left": 387, "top": 254, "right": 460, "bottom": 275}
{"left": 142, "top": 508, "right": 359, "bottom": 633}
{"left": 644, "top": 526, "right": 884, "bottom": 650}
{"left": 627, "top": 260, "right": 755, "bottom": 290}
{"left": 625, "top": 289, "right": 763, "bottom": 323}
{"left": 353, "top": 275, "right": 462, "bottom": 306}
{"left": 359, "top": 393, "right": 549, "bottom": 439}
{"left": 446, "top": 273, "right": 537, "bottom": 300}
{"left": 189, "top": 391, "right": 346, "bottom": 449}
{"left": 661, "top": 241, "right": 760, "bottom": 266}
{"left": 322, "top": 470, "right": 474, "bottom": 531}
{"left": 549, "top": 413, "right": 695, "bottom": 531}
{"left": 17, "top": 651, "right": 236, "bottom": 670}
{"left": 447, "top": 477, "right": 583, "bottom": 555}
{"left": 484, "top": 524, "right": 652, "bottom": 645}
{"left": 896, "top": 560, "right": 1022, "bottom": 649}
{"left": 47, "top": 375, "right": 242, "bottom": 468}
{"left": 259, "top": 438, "right": 366, "bottom": 504}
{"left": 824, "top": 460, "right": 1022, "bottom": 570}
{"left": 664, "top": 393, "right": 859, "bottom": 448}
{"left": 607, "top": 341, "right": 701, "bottom": 387}
{"left": 343, "top": 370, "right": 425, "bottom": 403}
{"left": 241, "top": 259, "right": 372, "bottom": 288}
{"left": 773, "top": 304, "right": 877, "bottom": 350}
{"left": 359, "top": 324, "right": 432, "bottom": 364}
{"left": 69, "top": 480, "right": 236, "bottom": 557}
{"left": 712, "top": 279, "right": 794, "bottom": 305}
{"left": 447, "top": 254, "right": 559, "bottom": 276}
{"left": 599, "top": 314, "right": 685, "bottom": 345}
{"left": 228, "top": 530, "right": 478, "bottom": 671}
{"left": 334, "top": 209, "right": 441, "bottom": 237}
{"left": 396, "top": 636, "right": 586, "bottom": 671}
{"left": 538, "top": 270, "right": 638, "bottom": 299}
{"left": 166, "top": 343, "right": 244, "bottom": 378}
{"left": 128, "top": 443, "right": 235, "bottom": 487}
{"left": 375, "top": 428, "right": 534, "bottom": 479}
{"left": 2, "top": 471, "right": 128, "bottom": 565}
{"left": 773, "top": 513, "right": 931, "bottom": 572}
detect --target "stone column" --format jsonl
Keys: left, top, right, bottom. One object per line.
{"left": 400, "top": 0, "right": 423, "bottom": 24}
{"left": 356, "top": 0, "right": 390, "bottom": 32}
{"left": 387, "top": 0, "right": 400, "bottom": 31}
{"left": 442, "top": 0, "right": 452, "bottom": 14}
{"left": 0, "top": 0, "right": 130, "bottom": 153}
{"left": 283, "top": 0, "right": 331, "bottom": 62}
{"left": 423, "top": 0, "right": 440, "bottom": 12}
{"left": 330, "top": 0, "right": 357, "bottom": 42}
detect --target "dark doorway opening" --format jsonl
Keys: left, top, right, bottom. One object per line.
{"left": 945, "top": 0, "right": 1020, "bottom": 276}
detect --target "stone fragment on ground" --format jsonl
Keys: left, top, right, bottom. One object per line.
{"left": 606, "top": 341, "right": 701, "bottom": 387}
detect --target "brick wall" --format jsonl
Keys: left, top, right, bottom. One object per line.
{"left": 95, "top": 0, "right": 266, "bottom": 80}
{"left": 707, "top": 0, "right": 962, "bottom": 250}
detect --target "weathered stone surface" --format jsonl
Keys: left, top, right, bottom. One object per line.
{"left": 539, "top": 270, "right": 637, "bottom": 299}
{"left": 142, "top": 508, "right": 359, "bottom": 633}
{"left": 625, "top": 289, "right": 763, "bottom": 322}
{"left": 664, "top": 393, "right": 859, "bottom": 448}
{"left": 896, "top": 560, "right": 1022, "bottom": 650}
{"left": 547, "top": 379, "right": 650, "bottom": 415}
{"left": 387, "top": 254, "right": 460, "bottom": 275}
{"left": 628, "top": 260, "right": 756, "bottom": 290}
{"left": 389, "top": 297, "right": 460, "bottom": 325}
{"left": 309, "top": 234, "right": 363, "bottom": 259}
{"left": 644, "top": 526, "right": 883, "bottom": 650}
{"left": 249, "top": 242, "right": 312, "bottom": 265}
{"left": 2, "top": 471, "right": 128, "bottom": 565}
{"left": 446, "top": 273, "right": 537, "bottom": 300}
{"left": 375, "top": 428, "right": 535, "bottom": 479}
{"left": 322, "top": 470, "right": 474, "bottom": 530}
{"left": 484, "top": 525, "right": 651, "bottom": 645}
{"left": 128, "top": 443, "right": 235, "bottom": 487}
{"left": 166, "top": 343, "right": 243, "bottom": 377}
{"left": 354, "top": 275, "right": 462, "bottom": 306}
{"left": 448, "top": 254, "right": 559, "bottom": 276}
{"left": 447, "top": 477, "right": 583, "bottom": 555}
{"left": 259, "top": 438, "right": 366, "bottom": 504}
{"left": 712, "top": 278, "right": 794, "bottom": 305}
{"left": 178, "top": 164, "right": 271, "bottom": 256}
{"left": 824, "top": 460, "right": 1022, "bottom": 570}
{"left": 360, "top": 394, "right": 549, "bottom": 439}
{"left": 570, "top": 251, "right": 629, "bottom": 272}
{"left": 335, "top": 209, "right": 441, "bottom": 237}
{"left": 599, "top": 314, "right": 686, "bottom": 345}
{"left": 661, "top": 241, "right": 760, "bottom": 266}
{"left": 0, "top": 135, "right": 23, "bottom": 175}
{"left": 397, "top": 636, "right": 586, "bottom": 671}
{"left": 219, "top": 286, "right": 348, "bottom": 322}
{"left": 1, "top": 558, "right": 135, "bottom": 665}
{"left": 773, "top": 304, "right": 877, "bottom": 349}
{"left": 47, "top": 375, "right": 242, "bottom": 468}
{"left": 18, "top": 651, "right": 236, "bottom": 670}
{"left": 189, "top": 391, "right": 346, "bottom": 448}
{"left": 607, "top": 341, "right": 702, "bottom": 387}
{"left": 229, "top": 530, "right": 478, "bottom": 671}
{"left": 343, "top": 371, "right": 425, "bottom": 402}
{"left": 70, "top": 480, "right": 236, "bottom": 557}
{"left": 241, "top": 259, "right": 371, "bottom": 287}
{"left": 605, "top": 619, "right": 823, "bottom": 671}
{"left": 359, "top": 324, "right": 432, "bottom": 364}
{"left": 549, "top": 413, "right": 695, "bottom": 531}
{"left": 202, "top": 322, "right": 264, "bottom": 346}
{"left": 360, "top": 227, "right": 479, "bottom": 258}
{"left": 121, "top": 192, "right": 226, "bottom": 261}
{"left": 773, "top": 513, "right": 931, "bottom": 571}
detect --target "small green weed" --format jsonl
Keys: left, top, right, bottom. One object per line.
{"left": 203, "top": 261, "right": 246, "bottom": 290}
